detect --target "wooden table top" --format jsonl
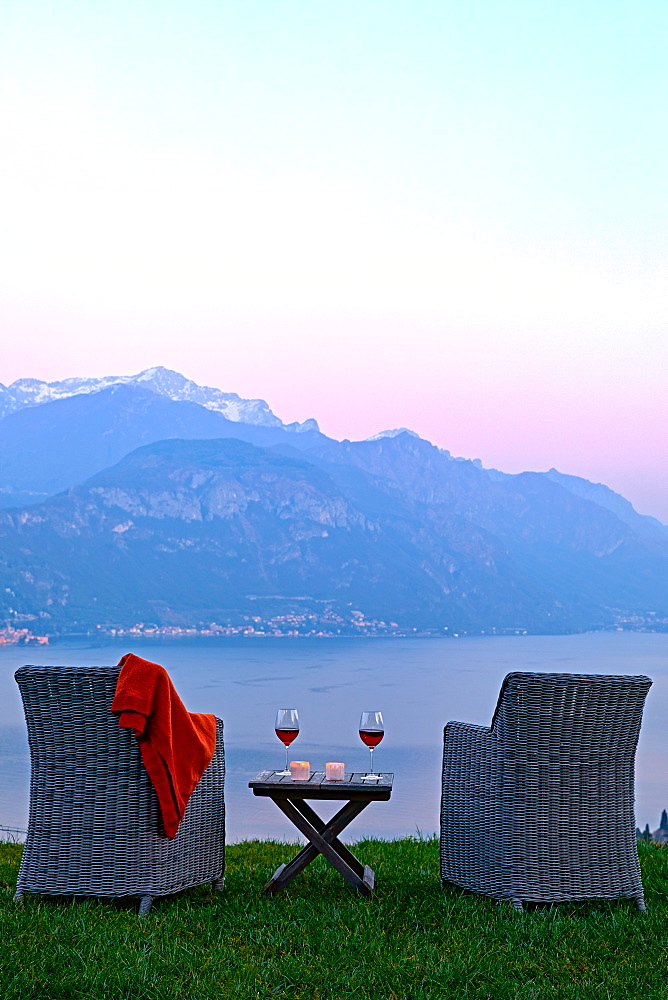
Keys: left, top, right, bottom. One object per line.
{"left": 249, "top": 770, "right": 394, "bottom": 801}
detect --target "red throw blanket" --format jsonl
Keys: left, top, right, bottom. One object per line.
{"left": 111, "top": 653, "right": 217, "bottom": 838}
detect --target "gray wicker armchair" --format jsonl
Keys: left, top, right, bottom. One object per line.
{"left": 14, "top": 664, "right": 225, "bottom": 915}
{"left": 441, "top": 671, "right": 651, "bottom": 911}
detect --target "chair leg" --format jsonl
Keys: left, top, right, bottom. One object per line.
{"left": 510, "top": 898, "right": 524, "bottom": 912}
{"left": 138, "top": 894, "right": 154, "bottom": 917}
{"left": 13, "top": 888, "right": 24, "bottom": 904}
{"left": 635, "top": 896, "right": 647, "bottom": 913}
{"left": 212, "top": 876, "right": 225, "bottom": 892}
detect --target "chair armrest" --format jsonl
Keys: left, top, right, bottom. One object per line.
{"left": 442, "top": 722, "right": 493, "bottom": 796}
{"left": 441, "top": 721, "right": 498, "bottom": 888}
{"left": 444, "top": 721, "right": 490, "bottom": 746}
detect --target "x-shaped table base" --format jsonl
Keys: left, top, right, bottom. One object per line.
{"left": 249, "top": 771, "right": 394, "bottom": 896}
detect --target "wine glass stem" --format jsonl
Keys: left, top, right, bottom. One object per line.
{"left": 369, "top": 746, "right": 374, "bottom": 775}
{"left": 285, "top": 745, "right": 289, "bottom": 773}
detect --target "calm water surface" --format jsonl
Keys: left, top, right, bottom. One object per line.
{"left": 1, "top": 633, "right": 666, "bottom": 841}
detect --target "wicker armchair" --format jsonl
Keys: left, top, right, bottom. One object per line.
{"left": 14, "top": 665, "right": 225, "bottom": 915}
{"left": 441, "top": 671, "right": 651, "bottom": 911}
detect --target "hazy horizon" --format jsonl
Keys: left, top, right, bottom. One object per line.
{"left": 1, "top": 1, "right": 666, "bottom": 519}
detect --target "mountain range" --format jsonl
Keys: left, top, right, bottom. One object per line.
{"left": 0, "top": 365, "right": 317, "bottom": 429}
{"left": 0, "top": 367, "right": 666, "bottom": 636}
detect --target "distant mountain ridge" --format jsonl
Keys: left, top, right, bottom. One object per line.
{"left": 543, "top": 468, "right": 668, "bottom": 541}
{"left": 0, "top": 366, "right": 665, "bottom": 635}
{"left": 0, "top": 383, "right": 328, "bottom": 508}
{"left": 0, "top": 365, "right": 318, "bottom": 432}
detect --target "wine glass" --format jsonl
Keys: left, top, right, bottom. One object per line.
{"left": 275, "top": 709, "right": 299, "bottom": 776}
{"left": 359, "top": 710, "right": 384, "bottom": 782}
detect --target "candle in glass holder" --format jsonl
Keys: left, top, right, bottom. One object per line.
{"left": 290, "top": 760, "right": 310, "bottom": 781}
{"left": 325, "top": 762, "right": 345, "bottom": 782}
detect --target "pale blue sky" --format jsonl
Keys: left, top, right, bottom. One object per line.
{"left": 1, "top": 1, "right": 666, "bottom": 517}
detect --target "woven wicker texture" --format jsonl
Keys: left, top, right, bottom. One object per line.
{"left": 14, "top": 664, "right": 225, "bottom": 902}
{"left": 440, "top": 671, "right": 651, "bottom": 908}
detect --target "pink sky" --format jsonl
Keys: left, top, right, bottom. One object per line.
{"left": 1, "top": 1, "right": 666, "bottom": 521}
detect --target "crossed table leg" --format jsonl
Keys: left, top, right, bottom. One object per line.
{"left": 265, "top": 797, "right": 375, "bottom": 895}
{"left": 249, "top": 771, "right": 394, "bottom": 896}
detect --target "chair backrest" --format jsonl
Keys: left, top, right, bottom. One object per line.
{"left": 489, "top": 671, "right": 652, "bottom": 764}
{"left": 16, "top": 663, "right": 133, "bottom": 758}
{"left": 15, "top": 664, "right": 152, "bottom": 828}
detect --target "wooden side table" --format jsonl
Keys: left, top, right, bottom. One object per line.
{"left": 249, "top": 770, "right": 394, "bottom": 896}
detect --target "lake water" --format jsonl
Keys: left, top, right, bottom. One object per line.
{"left": 1, "top": 632, "right": 666, "bottom": 842}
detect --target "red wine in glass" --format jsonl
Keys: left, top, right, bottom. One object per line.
{"left": 275, "top": 709, "right": 299, "bottom": 775}
{"left": 275, "top": 727, "right": 299, "bottom": 746}
{"left": 359, "top": 711, "right": 384, "bottom": 781}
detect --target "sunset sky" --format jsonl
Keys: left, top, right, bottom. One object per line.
{"left": 1, "top": 1, "right": 666, "bottom": 519}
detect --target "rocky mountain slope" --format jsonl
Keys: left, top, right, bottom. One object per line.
{"left": 1, "top": 434, "right": 666, "bottom": 634}
{"left": 1, "top": 367, "right": 666, "bottom": 635}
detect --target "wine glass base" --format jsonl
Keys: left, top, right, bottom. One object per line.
{"left": 361, "top": 773, "right": 381, "bottom": 782}
{"left": 276, "top": 769, "right": 292, "bottom": 776}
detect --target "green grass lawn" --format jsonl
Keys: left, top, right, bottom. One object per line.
{"left": 2, "top": 838, "right": 667, "bottom": 1000}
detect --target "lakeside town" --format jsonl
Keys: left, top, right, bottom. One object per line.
{"left": 2, "top": 612, "right": 667, "bottom": 645}
{"left": 93, "top": 610, "right": 418, "bottom": 639}
{"left": 1, "top": 611, "right": 408, "bottom": 642}
{"left": 0, "top": 627, "right": 50, "bottom": 647}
